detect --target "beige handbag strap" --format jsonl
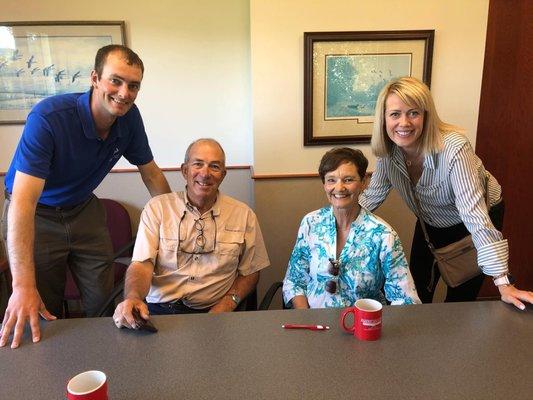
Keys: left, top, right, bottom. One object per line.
{"left": 409, "top": 182, "right": 436, "bottom": 251}
{"left": 408, "top": 175, "right": 490, "bottom": 251}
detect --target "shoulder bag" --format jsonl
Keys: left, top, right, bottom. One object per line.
{"left": 409, "top": 183, "right": 487, "bottom": 288}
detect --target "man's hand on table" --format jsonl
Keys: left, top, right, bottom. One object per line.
{"left": 0, "top": 286, "right": 56, "bottom": 349}
{"left": 113, "top": 298, "right": 150, "bottom": 329}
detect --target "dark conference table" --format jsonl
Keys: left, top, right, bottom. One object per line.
{"left": 1, "top": 301, "right": 532, "bottom": 399}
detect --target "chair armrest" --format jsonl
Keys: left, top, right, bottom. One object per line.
{"left": 258, "top": 281, "right": 283, "bottom": 310}
{"left": 96, "top": 279, "right": 126, "bottom": 317}
{"left": 95, "top": 237, "right": 136, "bottom": 317}
{"left": 113, "top": 236, "right": 136, "bottom": 260}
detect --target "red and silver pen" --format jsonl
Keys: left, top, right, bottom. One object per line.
{"left": 282, "top": 324, "right": 330, "bottom": 331}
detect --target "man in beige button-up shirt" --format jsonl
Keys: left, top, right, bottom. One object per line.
{"left": 113, "top": 139, "right": 269, "bottom": 328}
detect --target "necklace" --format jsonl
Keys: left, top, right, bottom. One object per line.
{"left": 405, "top": 155, "right": 422, "bottom": 167}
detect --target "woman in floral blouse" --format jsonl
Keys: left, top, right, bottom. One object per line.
{"left": 283, "top": 148, "right": 420, "bottom": 308}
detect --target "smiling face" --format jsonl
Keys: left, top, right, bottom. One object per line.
{"left": 323, "top": 162, "right": 367, "bottom": 211}
{"left": 90, "top": 51, "right": 143, "bottom": 124}
{"left": 182, "top": 141, "right": 226, "bottom": 213}
{"left": 384, "top": 93, "right": 425, "bottom": 155}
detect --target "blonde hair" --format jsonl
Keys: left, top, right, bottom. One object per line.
{"left": 371, "top": 76, "right": 462, "bottom": 157}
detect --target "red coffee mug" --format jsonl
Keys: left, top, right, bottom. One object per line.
{"left": 340, "top": 299, "right": 383, "bottom": 341}
{"left": 66, "top": 370, "right": 108, "bottom": 400}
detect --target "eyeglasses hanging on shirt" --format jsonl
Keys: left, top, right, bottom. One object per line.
{"left": 178, "top": 210, "right": 217, "bottom": 254}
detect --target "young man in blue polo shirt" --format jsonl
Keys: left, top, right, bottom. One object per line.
{"left": 1, "top": 45, "right": 171, "bottom": 349}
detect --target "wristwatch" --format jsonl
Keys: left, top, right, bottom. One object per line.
{"left": 493, "top": 273, "right": 515, "bottom": 287}
{"left": 226, "top": 293, "right": 241, "bottom": 305}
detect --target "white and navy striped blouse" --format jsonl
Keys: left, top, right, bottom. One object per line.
{"left": 359, "top": 132, "right": 508, "bottom": 277}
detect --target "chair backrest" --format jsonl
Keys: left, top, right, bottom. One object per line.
{"left": 101, "top": 198, "right": 133, "bottom": 255}
{"left": 64, "top": 198, "right": 133, "bottom": 315}
{"left": 101, "top": 198, "right": 133, "bottom": 284}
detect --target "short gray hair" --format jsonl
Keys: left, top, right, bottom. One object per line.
{"left": 183, "top": 138, "right": 226, "bottom": 165}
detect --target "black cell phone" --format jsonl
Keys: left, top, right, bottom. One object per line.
{"left": 132, "top": 309, "right": 158, "bottom": 333}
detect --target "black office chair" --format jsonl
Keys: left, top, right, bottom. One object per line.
{"left": 258, "top": 281, "right": 290, "bottom": 310}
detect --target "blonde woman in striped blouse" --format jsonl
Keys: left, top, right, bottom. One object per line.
{"left": 359, "top": 76, "right": 532, "bottom": 310}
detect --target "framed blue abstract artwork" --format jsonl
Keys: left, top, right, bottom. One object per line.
{"left": 0, "top": 21, "right": 125, "bottom": 124}
{"left": 304, "top": 30, "right": 434, "bottom": 146}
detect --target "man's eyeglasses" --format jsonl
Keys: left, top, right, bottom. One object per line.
{"left": 178, "top": 210, "right": 217, "bottom": 254}
{"left": 325, "top": 258, "right": 340, "bottom": 294}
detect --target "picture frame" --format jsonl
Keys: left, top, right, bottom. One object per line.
{"left": 0, "top": 21, "right": 126, "bottom": 124}
{"left": 304, "top": 30, "right": 434, "bottom": 146}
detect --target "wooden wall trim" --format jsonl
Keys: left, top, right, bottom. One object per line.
{"left": 252, "top": 173, "right": 319, "bottom": 180}
{"left": 0, "top": 165, "right": 252, "bottom": 176}
{"left": 161, "top": 166, "right": 253, "bottom": 172}
{"left": 252, "top": 171, "right": 373, "bottom": 180}
{"left": 112, "top": 165, "right": 251, "bottom": 173}
{"left": 2, "top": 168, "right": 368, "bottom": 180}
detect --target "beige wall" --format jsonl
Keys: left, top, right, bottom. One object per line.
{"left": 0, "top": 0, "right": 253, "bottom": 271}
{"left": 250, "top": 0, "right": 487, "bottom": 303}
{"left": 250, "top": 0, "right": 489, "bottom": 174}
{"left": 0, "top": 0, "right": 252, "bottom": 171}
{"left": 1, "top": 1, "right": 487, "bottom": 304}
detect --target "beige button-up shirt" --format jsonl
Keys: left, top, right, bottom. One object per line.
{"left": 132, "top": 192, "right": 270, "bottom": 308}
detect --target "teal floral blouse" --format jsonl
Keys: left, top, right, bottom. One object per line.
{"left": 283, "top": 206, "right": 420, "bottom": 308}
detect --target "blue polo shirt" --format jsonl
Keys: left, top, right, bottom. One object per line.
{"left": 4, "top": 90, "right": 154, "bottom": 207}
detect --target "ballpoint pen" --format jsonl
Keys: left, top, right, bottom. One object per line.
{"left": 282, "top": 324, "right": 330, "bottom": 331}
